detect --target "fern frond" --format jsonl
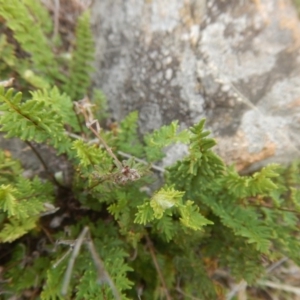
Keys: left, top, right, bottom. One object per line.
{"left": 0, "top": 0, "right": 63, "bottom": 83}
{"left": 72, "top": 139, "right": 113, "bottom": 173}
{"left": 30, "top": 87, "right": 80, "bottom": 131}
{"left": 63, "top": 11, "right": 94, "bottom": 100}
{"left": 154, "top": 215, "right": 177, "bottom": 242}
{"left": 0, "top": 87, "right": 73, "bottom": 155}
{"left": 201, "top": 194, "right": 272, "bottom": 253}
{"left": 144, "top": 121, "right": 190, "bottom": 162}
{"left": 178, "top": 200, "right": 213, "bottom": 230}
{"left": 117, "top": 111, "right": 144, "bottom": 157}
{"left": 5, "top": 255, "right": 50, "bottom": 295}
{"left": 41, "top": 263, "right": 66, "bottom": 300}
{"left": 23, "top": 0, "right": 53, "bottom": 34}
{"left": 0, "top": 184, "right": 17, "bottom": 217}
{"left": 92, "top": 89, "right": 109, "bottom": 121}
{"left": 0, "top": 217, "right": 38, "bottom": 242}
{"left": 150, "top": 186, "right": 184, "bottom": 218}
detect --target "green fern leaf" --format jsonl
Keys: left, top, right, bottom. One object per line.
{"left": 63, "top": 11, "right": 94, "bottom": 100}
{"left": 117, "top": 111, "right": 144, "bottom": 157}
{"left": 179, "top": 200, "right": 213, "bottom": 230}
{"left": 150, "top": 187, "right": 184, "bottom": 218}
{"left": 135, "top": 202, "right": 155, "bottom": 225}
{"left": 144, "top": 121, "right": 190, "bottom": 162}
{"left": 0, "top": 217, "right": 38, "bottom": 243}
{"left": 0, "top": 184, "right": 17, "bottom": 217}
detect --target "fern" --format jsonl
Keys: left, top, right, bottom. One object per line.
{"left": 63, "top": 11, "right": 94, "bottom": 100}
{"left": 144, "top": 120, "right": 190, "bottom": 162}
{"left": 30, "top": 87, "right": 80, "bottom": 132}
{"left": 1, "top": 2, "right": 300, "bottom": 299}
{"left": 0, "top": 167, "right": 54, "bottom": 243}
{"left": 0, "top": 87, "right": 74, "bottom": 155}
{"left": 23, "top": 0, "right": 53, "bottom": 35}
{"left": 0, "top": 0, "right": 63, "bottom": 85}
{"left": 0, "top": 217, "right": 38, "bottom": 243}
{"left": 41, "top": 263, "right": 66, "bottom": 300}
{"left": 116, "top": 111, "right": 144, "bottom": 157}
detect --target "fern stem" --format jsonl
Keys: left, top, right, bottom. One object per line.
{"left": 145, "top": 233, "right": 172, "bottom": 300}
{"left": 88, "top": 125, "right": 123, "bottom": 169}
{"left": 61, "top": 227, "right": 121, "bottom": 299}
{"left": 65, "top": 132, "right": 165, "bottom": 172}
{"left": 25, "top": 141, "right": 65, "bottom": 189}
{"left": 85, "top": 229, "right": 121, "bottom": 300}
{"left": 117, "top": 151, "right": 165, "bottom": 173}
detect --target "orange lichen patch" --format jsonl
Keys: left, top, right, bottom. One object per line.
{"left": 280, "top": 18, "right": 300, "bottom": 51}
{"left": 215, "top": 130, "right": 276, "bottom": 172}
{"left": 179, "top": 0, "right": 206, "bottom": 46}
{"left": 234, "top": 142, "right": 276, "bottom": 171}
{"left": 286, "top": 98, "right": 300, "bottom": 108}
{"left": 180, "top": 0, "right": 205, "bottom": 27}
{"left": 253, "top": 0, "right": 300, "bottom": 48}
{"left": 252, "top": 0, "right": 270, "bottom": 24}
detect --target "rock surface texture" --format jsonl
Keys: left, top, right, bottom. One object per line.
{"left": 91, "top": 0, "right": 300, "bottom": 172}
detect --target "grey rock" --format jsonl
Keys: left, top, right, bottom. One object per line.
{"left": 91, "top": 0, "right": 300, "bottom": 171}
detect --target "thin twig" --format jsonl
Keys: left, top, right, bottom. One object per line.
{"left": 88, "top": 125, "right": 122, "bottom": 169}
{"left": 226, "top": 279, "right": 247, "bottom": 300}
{"left": 266, "top": 257, "right": 288, "bottom": 273}
{"left": 144, "top": 233, "right": 172, "bottom": 300}
{"left": 60, "top": 227, "right": 121, "bottom": 299}
{"left": 53, "top": 247, "right": 73, "bottom": 268}
{"left": 85, "top": 230, "right": 121, "bottom": 300}
{"left": 118, "top": 151, "right": 165, "bottom": 173}
{"left": 40, "top": 225, "right": 55, "bottom": 244}
{"left": 74, "top": 98, "right": 123, "bottom": 169}
{"left": 52, "top": 0, "right": 60, "bottom": 41}
{"left": 61, "top": 227, "right": 88, "bottom": 295}
{"left": 25, "top": 141, "right": 65, "bottom": 189}
{"left": 258, "top": 280, "right": 300, "bottom": 295}
{"left": 65, "top": 131, "right": 165, "bottom": 173}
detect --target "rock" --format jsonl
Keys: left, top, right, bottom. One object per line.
{"left": 91, "top": 0, "right": 300, "bottom": 172}
{"left": 0, "top": 135, "right": 72, "bottom": 185}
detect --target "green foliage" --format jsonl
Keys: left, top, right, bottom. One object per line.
{"left": 0, "top": 87, "right": 74, "bottom": 156}
{"left": 1, "top": 2, "right": 300, "bottom": 300}
{"left": 92, "top": 89, "right": 109, "bottom": 121}
{"left": 117, "top": 111, "right": 144, "bottom": 157}
{"left": 144, "top": 120, "right": 190, "bottom": 162}
{"left": 0, "top": 0, "right": 63, "bottom": 87}
{"left": 0, "top": 163, "right": 54, "bottom": 242}
{"left": 63, "top": 11, "right": 94, "bottom": 100}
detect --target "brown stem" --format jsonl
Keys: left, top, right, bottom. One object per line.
{"left": 25, "top": 141, "right": 65, "bottom": 189}
{"left": 145, "top": 233, "right": 172, "bottom": 300}
{"left": 40, "top": 225, "right": 55, "bottom": 244}
{"left": 88, "top": 125, "right": 122, "bottom": 169}
{"left": 61, "top": 227, "right": 121, "bottom": 299}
